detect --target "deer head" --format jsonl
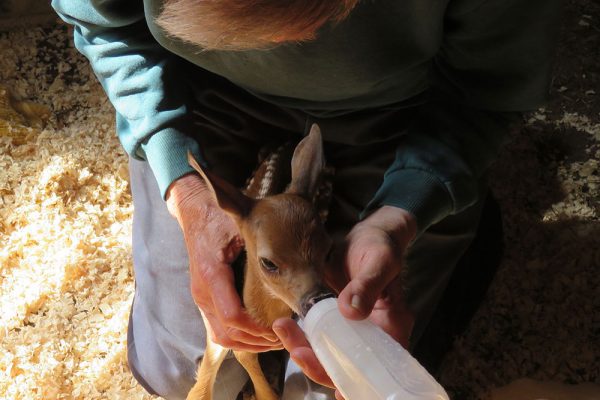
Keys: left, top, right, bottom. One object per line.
{"left": 188, "top": 124, "right": 333, "bottom": 317}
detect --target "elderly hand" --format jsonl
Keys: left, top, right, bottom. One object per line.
{"left": 167, "top": 173, "right": 280, "bottom": 352}
{"left": 273, "top": 205, "right": 416, "bottom": 398}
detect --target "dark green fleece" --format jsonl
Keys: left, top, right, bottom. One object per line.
{"left": 51, "top": 0, "right": 561, "bottom": 235}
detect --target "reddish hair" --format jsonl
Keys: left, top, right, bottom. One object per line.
{"left": 156, "top": 0, "right": 359, "bottom": 51}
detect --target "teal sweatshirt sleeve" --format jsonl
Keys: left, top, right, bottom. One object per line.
{"left": 364, "top": 0, "right": 561, "bottom": 236}
{"left": 51, "top": 0, "right": 204, "bottom": 198}
{"left": 363, "top": 100, "right": 519, "bottom": 235}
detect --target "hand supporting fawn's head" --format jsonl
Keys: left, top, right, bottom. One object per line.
{"left": 188, "top": 124, "right": 333, "bottom": 316}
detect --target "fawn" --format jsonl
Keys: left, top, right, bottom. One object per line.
{"left": 186, "top": 124, "right": 334, "bottom": 400}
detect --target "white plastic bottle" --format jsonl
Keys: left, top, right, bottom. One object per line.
{"left": 302, "top": 298, "right": 450, "bottom": 400}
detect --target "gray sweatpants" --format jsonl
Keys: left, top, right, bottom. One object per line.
{"left": 126, "top": 72, "right": 485, "bottom": 400}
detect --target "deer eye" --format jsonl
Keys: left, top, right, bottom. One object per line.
{"left": 260, "top": 258, "right": 279, "bottom": 274}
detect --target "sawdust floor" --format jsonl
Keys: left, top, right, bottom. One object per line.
{"left": 0, "top": 0, "right": 598, "bottom": 398}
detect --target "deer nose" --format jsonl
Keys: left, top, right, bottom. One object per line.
{"left": 299, "top": 286, "right": 336, "bottom": 318}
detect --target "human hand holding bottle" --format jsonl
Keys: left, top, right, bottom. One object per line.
{"left": 273, "top": 205, "right": 417, "bottom": 398}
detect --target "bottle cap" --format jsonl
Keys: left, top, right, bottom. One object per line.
{"left": 299, "top": 290, "right": 336, "bottom": 318}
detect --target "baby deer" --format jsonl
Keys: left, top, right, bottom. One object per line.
{"left": 186, "top": 124, "right": 334, "bottom": 400}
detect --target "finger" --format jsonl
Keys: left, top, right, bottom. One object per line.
{"left": 193, "top": 281, "right": 278, "bottom": 347}
{"left": 363, "top": 274, "right": 414, "bottom": 347}
{"left": 272, "top": 318, "right": 335, "bottom": 388}
{"left": 207, "top": 264, "right": 279, "bottom": 341}
{"left": 194, "top": 259, "right": 279, "bottom": 342}
{"left": 204, "top": 312, "right": 283, "bottom": 351}
{"left": 272, "top": 318, "right": 311, "bottom": 349}
{"left": 335, "top": 389, "right": 345, "bottom": 400}
{"left": 290, "top": 347, "right": 335, "bottom": 389}
{"left": 226, "top": 328, "right": 283, "bottom": 347}
{"left": 338, "top": 248, "right": 398, "bottom": 320}
{"left": 214, "top": 336, "right": 283, "bottom": 353}
{"left": 214, "top": 335, "right": 282, "bottom": 352}
{"left": 369, "top": 302, "right": 414, "bottom": 348}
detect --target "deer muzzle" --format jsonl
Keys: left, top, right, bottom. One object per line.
{"left": 298, "top": 286, "right": 336, "bottom": 318}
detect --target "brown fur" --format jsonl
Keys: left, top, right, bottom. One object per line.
{"left": 156, "top": 0, "right": 359, "bottom": 51}
{"left": 186, "top": 125, "right": 331, "bottom": 400}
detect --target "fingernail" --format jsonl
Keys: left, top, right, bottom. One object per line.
{"left": 351, "top": 294, "right": 362, "bottom": 310}
{"left": 273, "top": 326, "right": 287, "bottom": 340}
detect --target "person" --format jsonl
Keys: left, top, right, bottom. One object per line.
{"left": 51, "top": 0, "right": 561, "bottom": 399}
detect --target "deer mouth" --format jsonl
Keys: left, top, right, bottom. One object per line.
{"left": 298, "top": 288, "right": 336, "bottom": 318}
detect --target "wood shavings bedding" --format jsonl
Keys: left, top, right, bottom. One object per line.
{"left": 0, "top": 23, "right": 153, "bottom": 399}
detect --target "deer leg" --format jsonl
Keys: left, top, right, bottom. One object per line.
{"left": 187, "top": 339, "right": 230, "bottom": 400}
{"left": 233, "top": 350, "right": 279, "bottom": 400}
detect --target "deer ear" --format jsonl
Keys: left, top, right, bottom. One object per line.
{"left": 187, "top": 151, "right": 253, "bottom": 219}
{"left": 287, "top": 124, "right": 325, "bottom": 199}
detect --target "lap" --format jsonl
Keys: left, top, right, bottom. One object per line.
{"left": 126, "top": 80, "right": 484, "bottom": 398}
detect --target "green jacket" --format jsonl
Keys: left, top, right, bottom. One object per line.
{"left": 51, "top": 0, "right": 561, "bottom": 234}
